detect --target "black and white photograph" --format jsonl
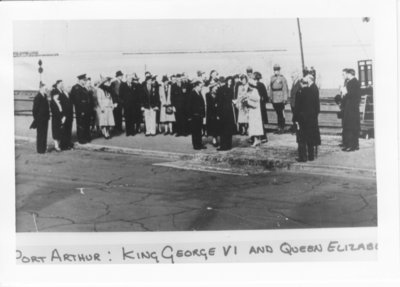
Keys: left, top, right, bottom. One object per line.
{"left": 1, "top": 0, "right": 400, "bottom": 285}
{"left": 14, "top": 18, "right": 377, "bottom": 233}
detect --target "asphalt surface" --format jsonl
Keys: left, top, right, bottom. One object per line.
{"left": 15, "top": 140, "right": 377, "bottom": 232}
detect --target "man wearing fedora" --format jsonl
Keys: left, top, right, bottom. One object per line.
{"left": 30, "top": 82, "right": 50, "bottom": 154}
{"left": 269, "top": 64, "right": 289, "bottom": 134}
{"left": 70, "top": 74, "right": 93, "bottom": 144}
{"left": 120, "top": 74, "right": 137, "bottom": 136}
{"left": 110, "top": 70, "right": 124, "bottom": 132}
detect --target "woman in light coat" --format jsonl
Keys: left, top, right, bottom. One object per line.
{"left": 247, "top": 79, "right": 264, "bottom": 147}
{"left": 235, "top": 75, "right": 249, "bottom": 135}
{"left": 159, "top": 76, "right": 176, "bottom": 135}
{"left": 95, "top": 77, "right": 115, "bottom": 139}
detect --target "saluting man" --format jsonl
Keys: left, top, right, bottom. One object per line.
{"left": 268, "top": 64, "right": 289, "bottom": 133}
{"left": 70, "top": 74, "right": 93, "bottom": 144}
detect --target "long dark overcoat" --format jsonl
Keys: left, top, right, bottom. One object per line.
{"left": 343, "top": 77, "right": 361, "bottom": 133}
{"left": 216, "top": 85, "right": 236, "bottom": 136}
{"left": 50, "top": 99, "right": 66, "bottom": 140}
{"left": 293, "top": 84, "right": 321, "bottom": 146}
{"left": 256, "top": 81, "right": 269, "bottom": 125}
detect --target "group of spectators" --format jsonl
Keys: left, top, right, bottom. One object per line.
{"left": 30, "top": 64, "right": 361, "bottom": 162}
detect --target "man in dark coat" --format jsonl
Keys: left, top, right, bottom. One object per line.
{"left": 341, "top": 68, "right": 361, "bottom": 151}
{"left": 254, "top": 72, "right": 269, "bottom": 141}
{"left": 293, "top": 75, "right": 321, "bottom": 162}
{"left": 30, "top": 83, "right": 50, "bottom": 154}
{"left": 131, "top": 74, "right": 144, "bottom": 133}
{"left": 170, "top": 75, "right": 186, "bottom": 136}
{"left": 110, "top": 70, "right": 124, "bottom": 132}
{"left": 289, "top": 71, "right": 302, "bottom": 133}
{"left": 188, "top": 80, "right": 207, "bottom": 150}
{"left": 120, "top": 74, "right": 139, "bottom": 136}
{"left": 216, "top": 78, "right": 236, "bottom": 151}
{"left": 70, "top": 74, "right": 93, "bottom": 144}
{"left": 51, "top": 80, "right": 74, "bottom": 149}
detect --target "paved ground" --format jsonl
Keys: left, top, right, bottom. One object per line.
{"left": 15, "top": 115, "right": 375, "bottom": 171}
{"left": 15, "top": 140, "right": 377, "bottom": 232}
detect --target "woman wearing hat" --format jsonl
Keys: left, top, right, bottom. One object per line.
{"left": 206, "top": 81, "right": 221, "bottom": 147}
{"left": 51, "top": 80, "right": 74, "bottom": 150}
{"left": 50, "top": 86, "right": 67, "bottom": 151}
{"left": 247, "top": 78, "right": 264, "bottom": 147}
{"left": 235, "top": 75, "right": 249, "bottom": 136}
{"left": 159, "top": 75, "right": 175, "bottom": 135}
{"left": 95, "top": 77, "right": 115, "bottom": 139}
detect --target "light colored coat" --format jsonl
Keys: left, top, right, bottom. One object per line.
{"left": 236, "top": 85, "right": 249, "bottom": 124}
{"left": 247, "top": 88, "right": 264, "bottom": 137}
{"left": 159, "top": 83, "right": 176, "bottom": 123}
{"left": 95, "top": 87, "right": 115, "bottom": 127}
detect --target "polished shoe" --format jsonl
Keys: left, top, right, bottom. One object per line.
{"left": 217, "top": 148, "right": 230, "bottom": 151}
{"left": 201, "top": 145, "right": 207, "bottom": 149}
{"left": 295, "top": 158, "right": 307, "bottom": 162}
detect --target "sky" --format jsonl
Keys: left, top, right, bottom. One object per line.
{"left": 13, "top": 18, "right": 374, "bottom": 90}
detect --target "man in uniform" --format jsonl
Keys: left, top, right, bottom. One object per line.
{"left": 70, "top": 74, "right": 93, "bottom": 144}
{"left": 268, "top": 64, "right": 289, "bottom": 133}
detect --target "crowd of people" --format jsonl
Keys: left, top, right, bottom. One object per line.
{"left": 30, "top": 64, "right": 361, "bottom": 162}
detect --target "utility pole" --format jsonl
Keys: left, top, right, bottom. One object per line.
{"left": 38, "top": 59, "right": 43, "bottom": 86}
{"left": 297, "top": 18, "right": 305, "bottom": 73}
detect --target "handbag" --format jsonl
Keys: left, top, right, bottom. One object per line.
{"left": 165, "top": 105, "right": 174, "bottom": 115}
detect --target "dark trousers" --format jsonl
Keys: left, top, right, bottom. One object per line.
{"left": 343, "top": 129, "right": 359, "bottom": 149}
{"left": 124, "top": 110, "right": 136, "bottom": 135}
{"left": 36, "top": 122, "right": 48, "bottom": 154}
{"left": 220, "top": 134, "right": 233, "bottom": 150}
{"left": 272, "top": 103, "right": 285, "bottom": 129}
{"left": 191, "top": 117, "right": 203, "bottom": 149}
{"left": 113, "top": 105, "right": 123, "bottom": 131}
{"left": 76, "top": 115, "right": 91, "bottom": 144}
{"left": 62, "top": 118, "right": 73, "bottom": 148}
{"left": 175, "top": 108, "right": 186, "bottom": 135}
{"left": 298, "top": 142, "right": 315, "bottom": 161}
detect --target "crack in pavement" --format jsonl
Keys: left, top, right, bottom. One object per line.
{"left": 267, "top": 208, "right": 313, "bottom": 227}
{"left": 105, "top": 176, "right": 125, "bottom": 186}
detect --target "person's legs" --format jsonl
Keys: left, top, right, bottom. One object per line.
{"left": 150, "top": 109, "right": 157, "bottom": 135}
{"left": 124, "top": 111, "right": 132, "bottom": 135}
{"left": 297, "top": 142, "right": 307, "bottom": 161}
{"left": 352, "top": 130, "right": 359, "bottom": 149}
{"left": 144, "top": 109, "right": 151, "bottom": 135}
{"left": 36, "top": 123, "right": 48, "bottom": 154}
{"left": 76, "top": 117, "right": 85, "bottom": 144}
{"left": 307, "top": 143, "right": 315, "bottom": 161}
{"left": 84, "top": 114, "right": 91, "bottom": 143}
{"left": 273, "top": 103, "right": 285, "bottom": 131}
{"left": 191, "top": 117, "right": 202, "bottom": 149}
